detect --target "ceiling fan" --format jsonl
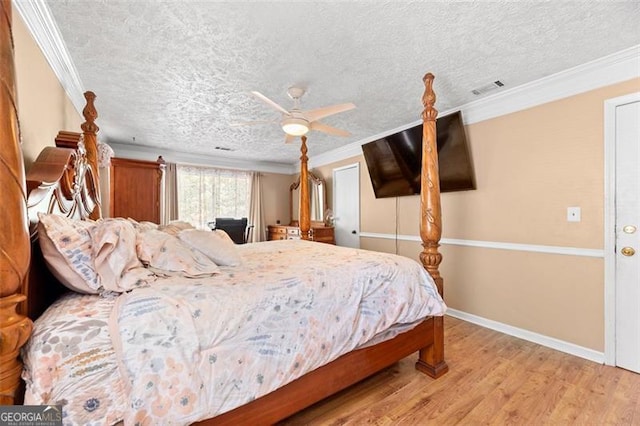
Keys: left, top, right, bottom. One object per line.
{"left": 233, "top": 87, "right": 356, "bottom": 143}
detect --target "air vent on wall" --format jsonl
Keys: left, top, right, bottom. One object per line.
{"left": 471, "top": 80, "right": 505, "bottom": 96}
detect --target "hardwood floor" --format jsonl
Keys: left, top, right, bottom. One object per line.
{"left": 279, "top": 316, "right": 640, "bottom": 425}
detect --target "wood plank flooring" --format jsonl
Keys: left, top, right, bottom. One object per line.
{"left": 279, "top": 316, "right": 640, "bottom": 425}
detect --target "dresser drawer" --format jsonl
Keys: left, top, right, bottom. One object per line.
{"left": 311, "top": 226, "right": 335, "bottom": 244}
{"left": 267, "top": 224, "right": 334, "bottom": 244}
{"left": 268, "top": 226, "right": 287, "bottom": 234}
{"left": 268, "top": 232, "right": 287, "bottom": 240}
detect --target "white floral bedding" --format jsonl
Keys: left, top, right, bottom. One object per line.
{"left": 22, "top": 293, "right": 125, "bottom": 425}
{"left": 24, "top": 239, "right": 446, "bottom": 425}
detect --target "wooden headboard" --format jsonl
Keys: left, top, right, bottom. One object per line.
{"left": 24, "top": 137, "right": 101, "bottom": 321}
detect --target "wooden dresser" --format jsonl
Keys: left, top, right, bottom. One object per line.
{"left": 110, "top": 156, "right": 165, "bottom": 223}
{"left": 268, "top": 224, "right": 335, "bottom": 245}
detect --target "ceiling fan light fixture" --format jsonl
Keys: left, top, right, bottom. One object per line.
{"left": 281, "top": 117, "right": 309, "bottom": 136}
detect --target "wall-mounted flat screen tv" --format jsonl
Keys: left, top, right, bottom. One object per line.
{"left": 362, "top": 111, "right": 476, "bottom": 199}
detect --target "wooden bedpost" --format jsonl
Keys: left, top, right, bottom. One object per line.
{"left": 299, "top": 136, "right": 311, "bottom": 240}
{"left": 416, "top": 73, "right": 448, "bottom": 378}
{"left": 0, "top": 0, "right": 34, "bottom": 404}
{"left": 81, "top": 91, "right": 102, "bottom": 220}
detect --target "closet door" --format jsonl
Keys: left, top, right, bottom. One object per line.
{"left": 110, "top": 157, "right": 165, "bottom": 223}
{"left": 615, "top": 99, "right": 640, "bottom": 373}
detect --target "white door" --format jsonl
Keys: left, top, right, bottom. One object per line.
{"left": 333, "top": 163, "right": 360, "bottom": 248}
{"left": 615, "top": 99, "right": 640, "bottom": 373}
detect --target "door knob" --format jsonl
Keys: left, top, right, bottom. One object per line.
{"left": 621, "top": 247, "right": 636, "bottom": 257}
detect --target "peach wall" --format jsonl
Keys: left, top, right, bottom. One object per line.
{"left": 319, "top": 78, "right": 640, "bottom": 351}
{"left": 13, "top": 11, "right": 82, "bottom": 169}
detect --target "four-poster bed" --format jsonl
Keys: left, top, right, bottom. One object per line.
{"left": 0, "top": 0, "right": 447, "bottom": 423}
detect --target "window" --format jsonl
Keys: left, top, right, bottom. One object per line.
{"left": 176, "top": 165, "right": 251, "bottom": 229}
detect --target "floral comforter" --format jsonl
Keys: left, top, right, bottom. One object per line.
{"left": 25, "top": 240, "right": 446, "bottom": 425}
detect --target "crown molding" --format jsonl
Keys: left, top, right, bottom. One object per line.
{"left": 108, "top": 141, "right": 295, "bottom": 175}
{"left": 459, "top": 44, "right": 640, "bottom": 125}
{"left": 13, "top": 0, "right": 86, "bottom": 112}
{"left": 311, "top": 44, "right": 640, "bottom": 168}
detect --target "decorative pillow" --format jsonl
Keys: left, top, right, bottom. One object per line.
{"left": 158, "top": 220, "right": 195, "bottom": 236}
{"left": 136, "top": 229, "right": 220, "bottom": 278}
{"left": 89, "top": 218, "right": 156, "bottom": 292}
{"left": 178, "top": 229, "right": 243, "bottom": 267}
{"left": 37, "top": 213, "right": 100, "bottom": 294}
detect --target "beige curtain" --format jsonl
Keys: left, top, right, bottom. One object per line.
{"left": 163, "top": 162, "right": 179, "bottom": 225}
{"left": 248, "top": 172, "right": 265, "bottom": 242}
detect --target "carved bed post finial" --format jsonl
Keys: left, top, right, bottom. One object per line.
{"left": 81, "top": 91, "right": 102, "bottom": 219}
{"left": 419, "top": 73, "right": 443, "bottom": 291}
{"left": 0, "top": 0, "right": 34, "bottom": 404}
{"left": 299, "top": 136, "right": 311, "bottom": 240}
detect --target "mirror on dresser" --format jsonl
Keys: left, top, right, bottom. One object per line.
{"left": 290, "top": 171, "right": 327, "bottom": 225}
{"left": 267, "top": 171, "right": 335, "bottom": 244}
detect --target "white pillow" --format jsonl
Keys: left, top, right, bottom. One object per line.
{"left": 177, "top": 229, "right": 243, "bottom": 267}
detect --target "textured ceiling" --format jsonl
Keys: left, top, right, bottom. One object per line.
{"left": 34, "top": 1, "right": 640, "bottom": 166}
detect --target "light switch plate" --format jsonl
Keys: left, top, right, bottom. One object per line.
{"left": 567, "top": 207, "right": 581, "bottom": 222}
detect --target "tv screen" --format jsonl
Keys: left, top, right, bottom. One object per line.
{"left": 362, "top": 111, "right": 475, "bottom": 198}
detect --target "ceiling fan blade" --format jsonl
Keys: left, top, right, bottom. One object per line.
{"left": 304, "top": 102, "right": 355, "bottom": 122}
{"left": 284, "top": 133, "right": 296, "bottom": 144}
{"left": 310, "top": 121, "right": 351, "bottom": 137}
{"left": 251, "top": 91, "right": 289, "bottom": 114}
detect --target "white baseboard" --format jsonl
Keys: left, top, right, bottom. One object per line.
{"left": 446, "top": 308, "right": 604, "bottom": 364}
